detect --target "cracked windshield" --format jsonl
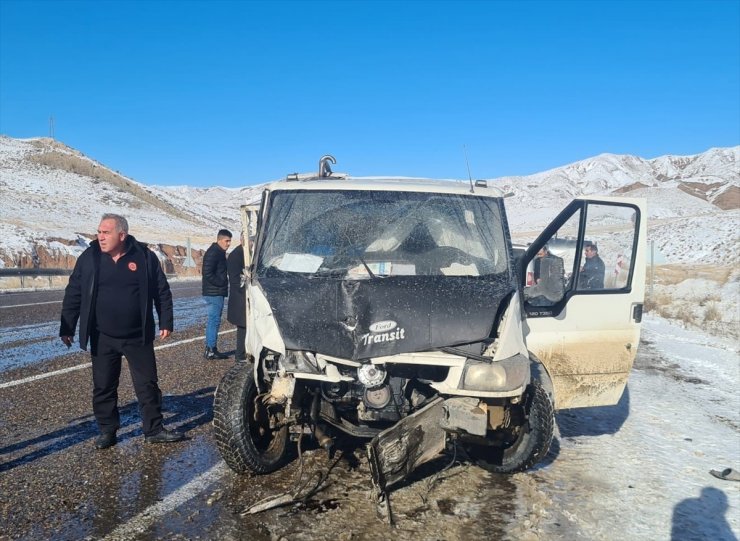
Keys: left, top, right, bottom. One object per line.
{"left": 256, "top": 190, "right": 509, "bottom": 279}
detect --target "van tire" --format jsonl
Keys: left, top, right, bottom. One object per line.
{"left": 213, "top": 363, "right": 289, "bottom": 474}
{"left": 465, "top": 381, "right": 554, "bottom": 473}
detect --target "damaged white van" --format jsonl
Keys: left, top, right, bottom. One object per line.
{"left": 213, "top": 157, "right": 646, "bottom": 494}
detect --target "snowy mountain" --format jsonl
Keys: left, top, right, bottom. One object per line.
{"left": 0, "top": 136, "right": 263, "bottom": 271}
{"left": 497, "top": 147, "right": 739, "bottom": 265}
{"left": 0, "top": 135, "right": 737, "bottom": 271}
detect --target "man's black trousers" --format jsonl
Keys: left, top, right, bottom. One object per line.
{"left": 90, "top": 332, "right": 163, "bottom": 437}
{"left": 236, "top": 325, "right": 247, "bottom": 359}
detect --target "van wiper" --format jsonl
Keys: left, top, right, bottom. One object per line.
{"left": 314, "top": 252, "right": 380, "bottom": 279}
{"left": 311, "top": 267, "right": 346, "bottom": 277}
{"left": 358, "top": 254, "right": 376, "bottom": 279}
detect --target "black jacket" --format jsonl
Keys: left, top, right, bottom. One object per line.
{"left": 59, "top": 235, "right": 174, "bottom": 350}
{"left": 579, "top": 255, "right": 605, "bottom": 289}
{"left": 202, "top": 242, "right": 228, "bottom": 297}
{"left": 227, "top": 245, "right": 246, "bottom": 327}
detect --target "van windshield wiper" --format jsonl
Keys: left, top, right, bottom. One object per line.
{"left": 311, "top": 267, "right": 346, "bottom": 277}
{"left": 312, "top": 251, "right": 380, "bottom": 279}
{"left": 357, "top": 254, "right": 376, "bottom": 279}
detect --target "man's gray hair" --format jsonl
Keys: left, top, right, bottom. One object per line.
{"left": 101, "top": 213, "right": 129, "bottom": 234}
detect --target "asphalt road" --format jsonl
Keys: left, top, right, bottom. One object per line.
{"left": 2, "top": 285, "right": 736, "bottom": 541}
{"left": 0, "top": 284, "right": 537, "bottom": 541}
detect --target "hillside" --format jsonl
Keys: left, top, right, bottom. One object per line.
{"left": 497, "top": 147, "right": 739, "bottom": 265}
{"left": 0, "top": 136, "right": 263, "bottom": 272}
{"left": 0, "top": 136, "right": 737, "bottom": 272}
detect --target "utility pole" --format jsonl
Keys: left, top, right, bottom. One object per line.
{"left": 183, "top": 237, "right": 195, "bottom": 267}
{"left": 49, "top": 115, "right": 55, "bottom": 139}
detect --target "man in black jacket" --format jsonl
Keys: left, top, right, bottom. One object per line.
{"left": 202, "top": 228, "right": 231, "bottom": 359}
{"left": 227, "top": 233, "right": 248, "bottom": 361}
{"left": 60, "top": 213, "right": 184, "bottom": 449}
{"left": 525, "top": 244, "right": 566, "bottom": 306}
{"left": 579, "top": 241, "right": 605, "bottom": 289}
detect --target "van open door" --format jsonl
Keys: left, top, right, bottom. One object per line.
{"left": 520, "top": 196, "right": 646, "bottom": 409}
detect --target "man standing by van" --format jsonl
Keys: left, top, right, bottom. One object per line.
{"left": 60, "top": 213, "right": 185, "bottom": 448}
{"left": 202, "top": 229, "right": 232, "bottom": 359}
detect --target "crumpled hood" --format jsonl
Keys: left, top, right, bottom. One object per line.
{"left": 257, "top": 272, "right": 515, "bottom": 360}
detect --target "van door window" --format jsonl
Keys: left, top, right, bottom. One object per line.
{"left": 523, "top": 211, "right": 580, "bottom": 307}
{"left": 576, "top": 204, "right": 638, "bottom": 291}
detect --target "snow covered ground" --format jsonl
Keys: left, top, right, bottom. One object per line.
{"left": 528, "top": 315, "right": 740, "bottom": 540}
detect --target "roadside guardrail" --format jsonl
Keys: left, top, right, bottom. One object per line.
{"left": 0, "top": 268, "right": 72, "bottom": 289}
{"left": 0, "top": 268, "right": 72, "bottom": 277}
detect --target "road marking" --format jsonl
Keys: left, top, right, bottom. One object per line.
{"left": 0, "top": 329, "right": 236, "bottom": 390}
{"left": 0, "top": 300, "right": 61, "bottom": 309}
{"left": 103, "top": 462, "right": 227, "bottom": 540}
{"left": 0, "top": 285, "right": 201, "bottom": 309}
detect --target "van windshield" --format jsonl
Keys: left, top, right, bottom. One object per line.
{"left": 256, "top": 189, "right": 509, "bottom": 278}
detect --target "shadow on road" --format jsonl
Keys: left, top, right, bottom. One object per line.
{"left": 0, "top": 386, "right": 215, "bottom": 473}
{"left": 555, "top": 384, "right": 631, "bottom": 438}
{"left": 671, "top": 486, "right": 736, "bottom": 541}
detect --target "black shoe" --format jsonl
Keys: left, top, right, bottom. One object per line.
{"left": 235, "top": 353, "right": 248, "bottom": 362}
{"left": 95, "top": 432, "right": 117, "bottom": 449}
{"left": 205, "top": 347, "right": 229, "bottom": 360}
{"left": 145, "top": 428, "right": 185, "bottom": 444}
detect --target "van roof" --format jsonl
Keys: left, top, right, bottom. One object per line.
{"left": 264, "top": 174, "right": 505, "bottom": 197}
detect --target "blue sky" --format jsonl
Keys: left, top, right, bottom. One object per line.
{"left": 1, "top": 0, "right": 738, "bottom": 187}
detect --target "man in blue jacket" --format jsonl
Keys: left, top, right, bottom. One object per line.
{"left": 60, "top": 213, "right": 184, "bottom": 449}
{"left": 202, "top": 228, "right": 232, "bottom": 359}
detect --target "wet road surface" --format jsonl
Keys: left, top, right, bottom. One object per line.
{"left": 1, "top": 286, "right": 738, "bottom": 540}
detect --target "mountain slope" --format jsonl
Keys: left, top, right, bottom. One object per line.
{"left": 0, "top": 135, "right": 737, "bottom": 269}
{"left": 0, "top": 136, "right": 263, "bottom": 268}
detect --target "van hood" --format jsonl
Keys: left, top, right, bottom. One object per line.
{"left": 256, "top": 272, "right": 515, "bottom": 360}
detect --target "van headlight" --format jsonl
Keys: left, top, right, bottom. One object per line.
{"left": 281, "top": 350, "right": 321, "bottom": 374}
{"left": 460, "top": 354, "right": 530, "bottom": 392}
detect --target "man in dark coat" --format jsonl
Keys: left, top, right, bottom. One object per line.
{"left": 578, "top": 241, "right": 605, "bottom": 289}
{"left": 525, "top": 244, "right": 566, "bottom": 306}
{"left": 60, "top": 213, "right": 184, "bottom": 449}
{"left": 227, "top": 233, "right": 247, "bottom": 361}
{"left": 202, "top": 229, "right": 232, "bottom": 359}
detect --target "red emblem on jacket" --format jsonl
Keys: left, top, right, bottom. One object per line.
{"left": 128, "top": 262, "right": 137, "bottom": 272}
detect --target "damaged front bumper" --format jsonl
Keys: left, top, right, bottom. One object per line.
{"left": 277, "top": 349, "right": 531, "bottom": 398}
{"left": 367, "top": 393, "right": 505, "bottom": 493}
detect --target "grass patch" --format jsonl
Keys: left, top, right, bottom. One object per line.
{"left": 704, "top": 303, "right": 721, "bottom": 322}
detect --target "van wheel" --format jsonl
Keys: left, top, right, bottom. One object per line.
{"left": 465, "top": 381, "right": 553, "bottom": 473}
{"left": 213, "top": 363, "right": 289, "bottom": 474}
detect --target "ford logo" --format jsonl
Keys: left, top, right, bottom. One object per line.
{"left": 369, "top": 320, "right": 397, "bottom": 332}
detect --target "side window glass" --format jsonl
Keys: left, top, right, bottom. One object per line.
{"left": 577, "top": 204, "right": 637, "bottom": 291}
{"left": 524, "top": 211, "right": 580, "bottom": 307}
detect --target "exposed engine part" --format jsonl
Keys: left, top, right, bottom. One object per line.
{"left": 260, "top": 353, "right": 280, "bottom": 385}
{"left": 440, "top": 397, "right": 487, "bottom": 436}
{"left": 487, "top": 404, "right": 506, "bottom": 430}
{"left": 363, "top": 385, "right": 392, "bottom": 409}
{"left": 321, "top": 381, "right": 350, "bottom": 402}
{"left": 310, "top": 390, "right": 334, "bottom": 450}
{"left": 313, "top": 424, "right": 333, "bottom": 449}
{"left": 357, "top": 376, "right": 408, "bottom": 422}
{"left": 405, "top": 379, "right": 439, "bottom": 408}
{"left": 358, "top": 363, "right": 386, "bottom": 388}
{"left": 264, "top": 375, "right": 295, "bottom": 405}
{"left": 281, "top": 351, "right": 321, "bottom": 373}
